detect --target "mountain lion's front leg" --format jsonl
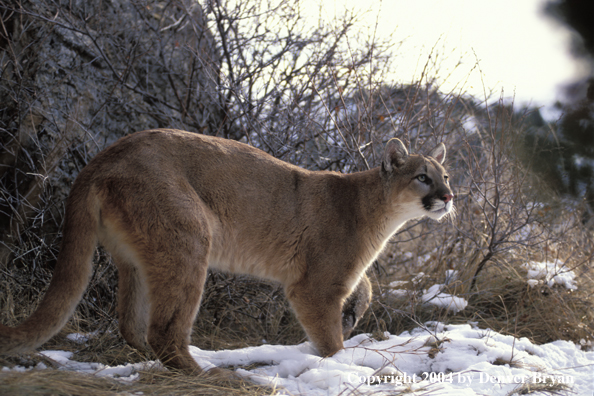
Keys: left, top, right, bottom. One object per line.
{"left": 341, "top": 273, "right": 372, "bottom": 340}
{"left": 286, "top": 281, "right": 348, "bottom": 357}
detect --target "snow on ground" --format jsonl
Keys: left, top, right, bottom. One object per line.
{"left": 524, "top": 260, "right": 578, "bottom": 290}
{"left": 4, "top": 323, "right": 593, "bottom": 396}
{"left": 420, "top": 285, "right": 468, "bottom": 313}
{"left": 388, "top": 270, "right": 470, "bottom": 314}
{"left": 420, "top": 270, "right": 468, "bottom": 313}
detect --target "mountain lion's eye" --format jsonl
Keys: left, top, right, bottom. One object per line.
{"left": 417, "top": 175, "right": 427, "bottom": 182}
{"left": 444, "top": 175, "right": 449, "bottom": 182}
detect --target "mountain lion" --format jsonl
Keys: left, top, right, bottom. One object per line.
{"left": 0, "top": 129, "right": 454, "bottom": 374}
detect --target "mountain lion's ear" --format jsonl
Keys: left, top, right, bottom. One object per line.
{"left": 429, "top": 143, "right": 446, "bottom": 164}
{"left": 383, "top": 138, "right": 409, "bottom": 173}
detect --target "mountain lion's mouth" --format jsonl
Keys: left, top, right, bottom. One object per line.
{"left": 430, "top": 204, "right": 447, "bottom": 212}
{"left": 429, "top": 201, "right": 453, "bottom": 215}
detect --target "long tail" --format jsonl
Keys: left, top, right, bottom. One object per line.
{"left": 0, "top": 181, "right": 98, "bottom": 354}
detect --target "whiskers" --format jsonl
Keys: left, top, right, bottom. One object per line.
{"left": 442, "top": 204, "right": 457, "bottom": 223}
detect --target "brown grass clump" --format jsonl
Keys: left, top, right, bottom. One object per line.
{"left": 467, "top": 257, "right": 594, "bottom": 345}
{"left": 192, "top": 273, "right": 306, "bottom": 351}
{"left": 358, "top": 249, "right": 594, "bottom": 347}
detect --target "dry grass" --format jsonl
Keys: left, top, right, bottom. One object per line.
{"left": 0, "top": 367, "right": 276, "bottom": 396}
{"left": 506, "top": 381, "right": 571, "bottom": 396}
{"left": 192, "top": 273, "right": 306, "bottom": 351}
{"left": 359, "top": 250, "right": 594, "bottom": 347}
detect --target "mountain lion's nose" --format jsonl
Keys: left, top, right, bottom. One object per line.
{"left": 441, "top": 193, "right": 454, "bottom": 204}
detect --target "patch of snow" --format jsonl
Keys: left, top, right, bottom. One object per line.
{"left": 387, "top": 289, "right": 409, "bottom": 298}
{"left": 413, "top": 270, "right": 468, "bottom": 313}
{"left": 444, "top": 269, "right": 458, "bottom": 285}
{"left": 37, "top": 350, "right": 159, "bottom": 380}
{"left": 411, "top": 272, "right": 425, "bottom": 284}
{"left": 421, "top": 284, "right": 468, "bottom": 313}
{"left": 526, "top": 279, "right": 540, "bottom": 288}
{"left": 388, "top": 280, "right": 408, "bottom": 288}
{"left": 66, "top": 331, "right": 99, "bottom": 344}
{"left": 417, "top": 254, "right": 432, "bottom": 266}
{"left": 523, "top": 260, "right": 577, "bottom": 290}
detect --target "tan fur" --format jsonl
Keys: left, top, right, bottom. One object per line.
{"left": 0, "top": 129, "right": 454, "bottom": 374}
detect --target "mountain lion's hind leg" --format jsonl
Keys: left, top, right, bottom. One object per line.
{"left": 145, "top": 245, "right": 209, "bottom": 374}
{"left": 137, "top": 199, "right": 213, "bottom": 375}
{"left": 115, "top": 257, "right": 150, "bottom": 352}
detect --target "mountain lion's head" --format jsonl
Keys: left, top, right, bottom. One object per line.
{"left": 381, "top": 138, "right": 454, "bottom": 221}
